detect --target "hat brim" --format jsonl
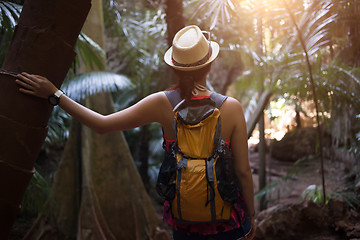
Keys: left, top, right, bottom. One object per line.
{"left": 164, "top": 41, "right": 219, "bottom": 71}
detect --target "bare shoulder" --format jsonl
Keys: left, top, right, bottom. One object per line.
{"left": 143, "top": 91, "right": 168, "bottom": 102}
{"left": 218, "top": 96, "right": 246, "bottom": 141}
{"left": 137, "top": 91, "right": 173, "bottom": 124}
{"left": 221, "top": 96, "right": 245, "bottom": 116}
{"left": 139, "top": 91, "right": 172, "bottom": 109}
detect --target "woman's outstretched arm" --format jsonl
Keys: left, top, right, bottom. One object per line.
{"left": 16, "top": 72, "right": 168, "bottom": 133}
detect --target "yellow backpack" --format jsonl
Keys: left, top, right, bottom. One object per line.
{"left": 156, "top": 90, "right": 240, "bottom": 223}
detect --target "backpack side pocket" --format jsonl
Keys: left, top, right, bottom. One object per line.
{"left": 156, "top": 150, "right": 177, "bottom": 201}
{"left": 215, "top": 139, "right": 241, "bottom": 202}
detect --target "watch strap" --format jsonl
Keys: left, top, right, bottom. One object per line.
{"left": 54, "top": 89, "right": 64, "bottom": 98}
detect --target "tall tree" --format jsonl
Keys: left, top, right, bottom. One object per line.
{"left": 79, "top": 2, "right": 165, "bottom": 238}
{"left": 0, "top": 0, "right": 91, "bottom": 238}
{"left": 164, "top": 0, "right": 184, "bottom": 47}
{"left": 23, "top": 0, "right": 171, "bottom": 239}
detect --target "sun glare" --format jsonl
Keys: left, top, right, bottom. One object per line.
{"left": 238, "top": 0, "right": 286, "bottom": 10}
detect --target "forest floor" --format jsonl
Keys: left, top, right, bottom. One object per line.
{"left": 248, "top": 145, "right": 353, "bottom": 240}
{"left": 248, "top": 145, "right": 347, "bottom": 209}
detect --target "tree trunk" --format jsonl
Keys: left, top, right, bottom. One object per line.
{"left": 164, "top": 0, "right": 184, "bottom": 47}
{"left": 137, "top": 125, "right": 151, "bottom": 192}
{"left": 258, "top": 112, "right": 267, "bottom": 210}
{"left": 0, "top": 0, "right": 91, "bottom": 238}
{"left": 246, "top": 90, "right": 272, "bottom": 139}
{"left": 80, "top": 93, "right": 161, "bottom": 239}
{"left": 24, "top": 0, "right": 170, "bottom": 238}
{"left": 23, "top": 120, "right": 82, "bottom": 240}
{"left": 79, "top": 1, "right": 168, "bottom": 239}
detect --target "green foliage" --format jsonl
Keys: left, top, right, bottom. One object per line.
{"left": 331, "top": 190, "right": 360, "bottom": 210}
{"left": 186, "top": 0, "right": 246, "bottom": 30}
{"left": 301, "top": 184, "right": 329, "bottom": 204}
{"left": 21, "top": 170, "right": 52, "bottom": 215}
{"left": 103, "top": 0, "right": 168, "bottom": 95}
{"left": 331, "top": 147, "right": 360, "bottom": 210}
{"left": 43, "top": 71, "right": 134, "bottom": 147}
{"left": 0, "top": 0, "right": 21, "bottom": 64}
{"left": 45, "top": 107, "right": 71, "bottom": 148}
{"left": 62, "top": 71, "right": 134, "bottom": 102}
{"left": 0, "top": 1, "right": 21, "bottom": 29}
{"left": 103, "top": 0, "right": 168, "bottom": 179}
{"left": 75, "top": 33, "right": 106, "bottom": 71}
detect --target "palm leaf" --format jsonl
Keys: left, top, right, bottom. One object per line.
{"left": 75, "top": 33, "right": 106, "bottom": 71}
{"left": 62, "top": 72, "right": 134, "bottom": 101}
{"left": 21, "top": 170, "right": 52, "bottom": 214}
{"left": 288, "top": 1, "right": 336, "bottom": 55}
{"left": 45, "top": 106, "right": 71, "bottom": 146}
{"left": 0, "top": 1, "right": 21, "bottom": 29}
{"left": 334, "top": 66, "right": 360, "bottom": 86}
{"left": 189, "top": 0, "right": 244, "bottom": 30}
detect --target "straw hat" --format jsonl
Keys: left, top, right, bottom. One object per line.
{"left": 164, "top": 25, "right": 219, "bottom": 71}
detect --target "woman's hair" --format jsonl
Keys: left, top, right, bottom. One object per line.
{"left": 169, "top": 64, "right": 211, "bottom": 100}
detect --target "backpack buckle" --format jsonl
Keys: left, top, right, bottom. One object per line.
{"left": 177, "top": 155, "right": 188, "bottom": 170}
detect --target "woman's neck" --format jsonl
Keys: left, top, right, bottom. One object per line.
{"left": 192, "top": 80, "right": 211, "bottom": 96}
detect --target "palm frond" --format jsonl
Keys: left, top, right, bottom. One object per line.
{"left": 0, "top": 1, "right": 21, "bottom": 30}
{"left": 301, "top": 184, "right": 328, "bottom": 204}
{"left": 0, "top": 1, "right": 22, "bottom": 63}
{"left": 21, "top": 170, "right": 51, "bottom": 214}
{"left": 75, "top": 33, "right": 106, "bottom": 71}
{"left": 333, "top": 66, "right": 360, "bottom": 86}
{"left": 62, "top": 72, "right": 134, "bottom": 101}
{"left": 188, "top": 0, "right": 244, "bottom": 30}
{"left": 45, "top": 107, "right": 70, "bottom": 146}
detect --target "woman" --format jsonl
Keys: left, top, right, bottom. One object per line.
{"left": 16, "top": 25, "right": 255, "bottom": 240}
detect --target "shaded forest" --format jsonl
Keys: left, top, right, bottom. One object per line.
{"left": 0, "top": 0, "right": 359, "bottom": 239}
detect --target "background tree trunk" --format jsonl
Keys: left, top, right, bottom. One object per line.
{"left": 23, "top": 120, "right": 82, "bottom": 240}
{"left": 80, "top": 94, "right": 161, "bottom": 239}
{"left": 164, "top": 0, "right": 184, "bottom": 47}
{"left": 0, "top": 0, "right": 91, "bottom": 238}
{"left": 137, "top": 125, "right": 151, "bottom": 192}
{"left": 78, "top": 1, "right": 164, "bottom": 238}
{"left": 24, "top": 0, "right": 170, "bottom": 239}
{"left": 162, "top": 0, "right": 185, "bottom": 88}
{"left": 256, "top": 14, "right": 267, "bottom": 211}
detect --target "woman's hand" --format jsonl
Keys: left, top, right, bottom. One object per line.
{"left": 16, "top": 72, "right": 58, "bottom": 99}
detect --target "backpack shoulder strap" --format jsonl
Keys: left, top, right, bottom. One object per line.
{"left": 165, "top": 90, "right": 227, "bottom": 110}
{"left": 164, "top": 89, "right": 182, "bottom": 109}
{"left": 209, "top": 92, "right": 228, "bottom": 109}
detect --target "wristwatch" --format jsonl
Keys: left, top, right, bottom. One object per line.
{"left": 48, "top": 89, "right": 64, "bottom": 106}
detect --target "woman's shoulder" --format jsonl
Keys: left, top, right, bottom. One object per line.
{"left": 221, "top": 96, "right": 246, "bottom": 125}
{"left": 222, "top": 96, "right": 244, "bottom": 113}
{"left": 142, "top": 91, "right": 172, "bottom": 105}
{"left": 131, "top": 91, "right": 173, "bottom": 118}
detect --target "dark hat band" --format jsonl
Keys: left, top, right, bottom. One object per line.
{"left": 172, "top": 46, "right": 212, "bottom": 68}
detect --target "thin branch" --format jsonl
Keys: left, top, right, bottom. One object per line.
{"left": 282, "top": 0, "right": 326, "bottom": 204}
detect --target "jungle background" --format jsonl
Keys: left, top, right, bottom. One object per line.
{"left": 0, "top": 0, "right": 359, "bottom": 239}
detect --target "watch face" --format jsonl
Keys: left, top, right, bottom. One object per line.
{"left": 48, "top": 95, "right": 59, "bottom": 106}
